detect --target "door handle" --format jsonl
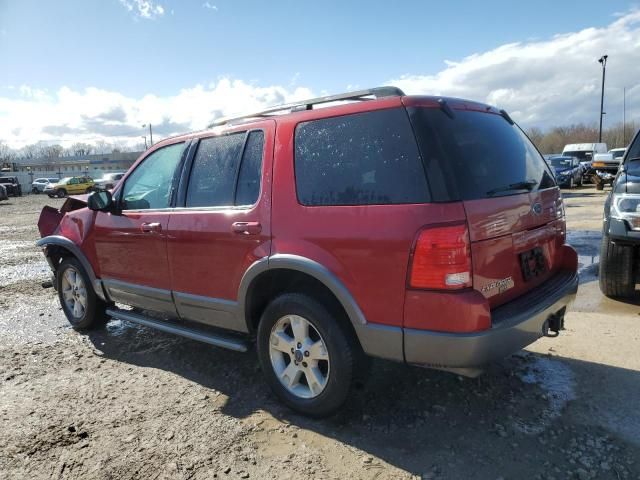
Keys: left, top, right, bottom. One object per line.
{"left": 231, "top": 222, "right": 262, "bottom": 235}
{"left": 141, "top": 222, "right": 162, "bottom": 233}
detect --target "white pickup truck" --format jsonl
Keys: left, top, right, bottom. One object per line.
{"left": 590, "top": 148, "right": 626, "bottom": 190}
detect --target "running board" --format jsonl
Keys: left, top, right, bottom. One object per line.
{"left": 105, "top": 308, "right": 249, "bottom": 352}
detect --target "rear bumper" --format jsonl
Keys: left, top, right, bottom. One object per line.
{"left": 403, "top": 269, "right": 578, "bottom": 368}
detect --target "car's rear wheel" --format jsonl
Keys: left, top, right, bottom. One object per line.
{"left": 257, "top": 293, "right": 358, "bottom": 417}
{"left": 569, "top": 177, "right": 574, "bottom": 189}
{"left": 56, "top": 188, "right": 67, "bottom": 198}
{"left": 32, "top": 187, "right": 39, "bottom": 194}
{"left": 85, "top": 187, "right": 93, "bottom": 193}
{"left": 599, "top": 234, "right": 636, "bottom": 298}
{"left": 57, "top": 257, "right": 109, "bottom": 330}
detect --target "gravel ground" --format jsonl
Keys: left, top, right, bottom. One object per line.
{"left": 0, "top": 190, "right": 639, "bottom": 479}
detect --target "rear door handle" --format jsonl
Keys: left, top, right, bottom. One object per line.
{"left": 141, "top": 222, "right": 162, "bottom": 233}
{"left": 231, "top": 222, "right": 262, "bottom": 235}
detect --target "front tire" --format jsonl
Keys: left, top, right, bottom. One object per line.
{"left": 569, "top": 177, "right": 574, "bottom": 189}
{"left": 56, "top": 188, "right": 67, "bottom": 198}
{"left": 57, "top": 257, "right": 109, "bottom": 330}
{"left": 257, "top": 293, "right": 359, "bottom": 417}
{"left": 599, "top": 234, "right": 636, "bottom": 298}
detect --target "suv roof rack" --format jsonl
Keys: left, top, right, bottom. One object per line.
{"left": 211, "top": 86, "right": 405, "bottom": 127}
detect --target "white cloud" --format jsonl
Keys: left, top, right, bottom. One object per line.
{"left": 202, "top": 2, "right": 218, "bottom": 11}
{"left": 0, "top": 79, "right": 313, "bottom": 149}
{"left": 119, "top": 0, "right": 165, "bottom": 19}
{"left": 3, "top": 11, "right": 640, "bottom": 150}
{"left": 390, "top": 10, "right": 640, "bottom": 129}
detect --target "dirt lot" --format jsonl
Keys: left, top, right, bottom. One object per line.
{"left": 1, "top": 189, "right": 639, "bottom": 480}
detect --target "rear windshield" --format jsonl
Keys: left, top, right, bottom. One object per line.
{"left": 407, "top": 107, "right": 556, "bottom": 200}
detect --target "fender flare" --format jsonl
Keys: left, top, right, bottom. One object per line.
{"left": 238, "top": 254, "right": 368, "bottom": 331}
{"left": 36, "top": 235, "right": 107, "bottom": 301}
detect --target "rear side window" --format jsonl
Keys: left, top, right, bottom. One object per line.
{"left": 294, "top": 108, "right": 429, "bottom": 206}
{"left": 408, "top": 108, "right": 556, "bottom": 200}
{"left": 186, "top": 134, "right": 245, "bottom": 207}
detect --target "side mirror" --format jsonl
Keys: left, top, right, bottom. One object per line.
{"left": 87, "top": 190, "right": 113, "bottom": 212}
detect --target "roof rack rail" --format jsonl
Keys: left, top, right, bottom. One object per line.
{"left": 211, "top": 86, "right": 405, "bottom": 127}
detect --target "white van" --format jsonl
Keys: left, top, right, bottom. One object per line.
{"left": 562, "top": 143, "right": 608, "bottom": 163}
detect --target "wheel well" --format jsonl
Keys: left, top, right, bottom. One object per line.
{"left": 245, "top": 269, "right": 358, "bottom": 340}
{"left": 43, "top": 245, "right": 74, "bottom": 270}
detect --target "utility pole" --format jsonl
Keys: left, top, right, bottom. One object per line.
{"left": 623, "top": 87, "right": 626, "bottom": 146}
{"left": 598, "top": 54, "right": 608, "bottom": 143}
{"left": 142, "top": 124, "right": 153, "bottom": 146}
{"left": 141, "top": 136, "right": 148, "bottom": 150}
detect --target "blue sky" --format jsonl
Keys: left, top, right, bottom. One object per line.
{"left": 1, "top": 0, "right": 639, "bottom": 148}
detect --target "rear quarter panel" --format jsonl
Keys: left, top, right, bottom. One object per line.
{"left": 271, "top": 104, "right": 467, "bottom": 327}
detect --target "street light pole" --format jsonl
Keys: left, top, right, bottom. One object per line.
{"left": 598, "top": 54, "right": 608, "bottom": 143}
{"left": 141, "top": 136, "right": 148, "bottom": 150}
{"left": 142, "top": 124, "right": 153, "bottom": 146}
{"left": 623, "top": 87, "right": 626, "bottom": 146}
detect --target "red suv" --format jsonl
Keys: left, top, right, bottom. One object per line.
{"left": 37, "top": 87, "right": 578, "bottom": 417}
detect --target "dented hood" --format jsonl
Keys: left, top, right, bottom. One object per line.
{"left": 37, "top": 195, "right": 89, "bottom": 238}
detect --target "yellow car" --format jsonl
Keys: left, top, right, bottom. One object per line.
{"left": 45, "top": 176, "right": 95, "bottom": 198}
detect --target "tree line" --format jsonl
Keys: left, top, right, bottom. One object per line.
{"left": 0, "top": 140, "right": 145, "bottom": 165}
{"left": 526, "top": 121, "right": 638, "bottom": 155}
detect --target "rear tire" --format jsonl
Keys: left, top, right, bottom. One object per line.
{"left": 257, "top": 293, "right": 360, "bottom": 417}
{"left": 599, "top": 234, "right": 636, "bottom": 298}
{"left": 57, "top": 257, "right": 110, "bottom": 330}
{"left": 569, "top": 177, "right": 574, "bottom": 189}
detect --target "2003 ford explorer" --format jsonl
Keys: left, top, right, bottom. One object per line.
{"left": 37, "top": 87, "right": 578, "bottom": 417}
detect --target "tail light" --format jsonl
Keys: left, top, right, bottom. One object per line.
{"left": 409, "top": 223, "right": 472, "bottom": 290}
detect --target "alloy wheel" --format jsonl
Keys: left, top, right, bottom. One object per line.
{"left": 268, "top": 314, "right": 330, "bottom": 399}
{"left": 61, "top": 266, "right": 87, "bottom": 320}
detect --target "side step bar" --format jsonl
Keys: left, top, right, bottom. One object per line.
{"left": 106, "top": 308, "right": 249, "bottom": 353}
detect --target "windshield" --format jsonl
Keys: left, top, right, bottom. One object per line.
{"left": 550, "top": 157, "right": 573, "bottom": 168}
{"left": 563, "top": 151, "right": 590, "bottom": 161}
{"left": 59, "top": 177, "right": 71, "bottom": 183}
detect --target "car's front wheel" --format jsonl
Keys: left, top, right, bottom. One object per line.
{"left": 56, "top": 188, "right": 67, "bottom": 198}
{"left": 257, "top": 293, "right": 359, "bottom": 417}
{"left": 57, "top": 257, "right": 109, "bottom": 330}
{"left": 599, "top": 234, "right": 636, "bottom": 298}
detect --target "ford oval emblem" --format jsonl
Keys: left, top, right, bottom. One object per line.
{"left": 532, "top": 202, "right": 543, "bottom": 215}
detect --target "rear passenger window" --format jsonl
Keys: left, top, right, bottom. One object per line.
{"left": 294, "top": 108, "right": 429, "bottom": 206}
{"left": 186, "top": 134, "right": 245, "bottom": 207}
{"left": 235, "top": 131, "right": 264, "bottom": 205}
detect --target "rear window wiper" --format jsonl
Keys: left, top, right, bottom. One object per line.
{"left": 486, "top": 179, "right": 538, "bottom": 197}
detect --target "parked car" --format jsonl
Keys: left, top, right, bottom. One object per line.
{"left": 548, "top": 155, "right": 583, "bottom": 188}
{"left": 37, "top": 87, "right": 578, "bottom": 417}
{"left": 44, "top": 176, "right": 95, "bottom": 198}
{"left": 92, "top": 172, "right": 125, "bottom": 191}
{"left": 0, "top": 176, "right": 22, "bottom": 197}
{"left": 0, "top": 184, "right": 8, "bottom": 201}
{"left": 32, "top": 177, "right": 60, "bottom": 194}
{"left": 600, "top": 134, "right": 639, "bottom": 297}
